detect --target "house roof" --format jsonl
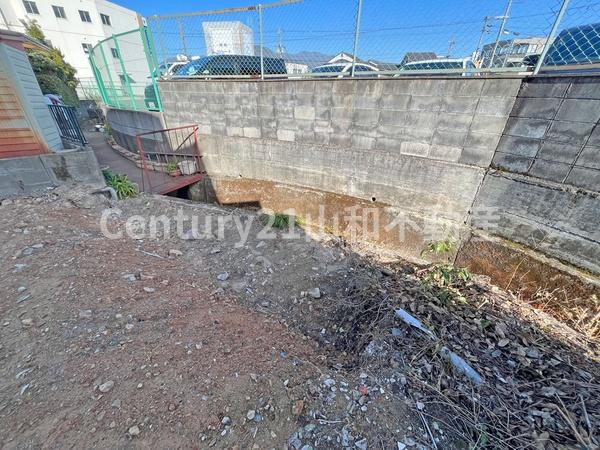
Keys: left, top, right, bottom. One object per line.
{"left": 0, "top": 28, "right": 51, "bottom": 52}
{"left": 400, "top": 52, "right": 438, "bottom": 66}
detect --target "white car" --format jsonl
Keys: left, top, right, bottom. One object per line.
{"left": 400, "top": 58, "right": 476, "bottom": 76}
{"left": 311, "top": 62, "right": 379, "bottom": 77}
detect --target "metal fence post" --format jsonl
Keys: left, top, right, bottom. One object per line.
{"left": 113, "top": 34, "right": 137, "bottom": 110}
{"left": 534, "top": 0, "right": 570, "bottom": 75}
{"left": 489, "top": 0, "right": 513, "bottom": 68}
{"left": 351, "top": 0, "right": 364, "bottom": 77}
{"left": 98, "top": 43, "right": 121, "bottom": 108}
{"left": 88, "top": 52, "right": 109, "bottom": 104}
{"left": 141, "top": 26, "right": 163, "bottom": 112}
{"left": 177, "top": 17, "right": 188, "bottom": 56}
{"left": 258, "top": 4, "right": 265, "bottom": 80}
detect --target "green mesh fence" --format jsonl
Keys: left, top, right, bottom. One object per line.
{"left": 89, "top": 27, "right": 162, "bottom": 112}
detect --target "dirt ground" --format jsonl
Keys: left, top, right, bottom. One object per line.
{"left": 0, "top": 187, "right": 598, "bottom": 449}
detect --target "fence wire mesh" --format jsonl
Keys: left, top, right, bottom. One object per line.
{"left": 142, "top": 0, "right": 600, "bottom": 80}
{"left": 88, "top": 0, "right": 600, "bottom": 112}
{"left": 89, "top": 27, "right": 160, "bottom": 111}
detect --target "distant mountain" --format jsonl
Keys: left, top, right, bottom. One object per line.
{"left": 255, "top": 46, "right": 332, "bottom": 68}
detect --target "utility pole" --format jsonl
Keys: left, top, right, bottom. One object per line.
{"left": 447, "top": 37, "right": 456, "bottom": 58}
{"left": 474, "top": 16, "right": 490, "bottom": 67}
{"left": 277, "top": 27, "right": 285, "bottom": 56}
{"left": 489, "top": 0, "right": 513, "bottom": 68}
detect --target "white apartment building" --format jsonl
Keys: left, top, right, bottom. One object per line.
{"left": 0, "top": 0, "right": 141, "bottom": 79}
{"left": 202, "top": 21, "right": 254, "bottom": 56}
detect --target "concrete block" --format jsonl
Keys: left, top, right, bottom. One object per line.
{"left": 331, "top": 107, "right": 354, "bottom": 122}
{"left": 475, "top": 96, "right": 514, "bottom": 116}
{"left": 546, "top": 120, "right": 595, "bottom": 145}
{"left": 294, "top": 105, "right": 316, "bottom": 121}
{"left": 277, "top": 129, "right": 295, "bottom": 141}
{"left": 459, "top": 147, "right": 494, "bottom": 167}
{"left": 529, "top": 159, "right": 570, "bottom": 183}
{"left": 492, "top": 151, "right": 532, "bottom": 173}
{"left": 565, "top": 166, "right": 600, "bottom": 192}
{"left": 432, "top": 129, "right": 466, "bottom": 147}
{"left": 440, "top": 96, "right": 479, "bottom": 114}
{"left": 331, "top": 81, "right": 356, "bottom": 95}
{"left": 400, "top": 141, "right": 430, "bottom": 157}
{"left": 465, "top": 131, "right": 501, "bottom": 151}
{"left": 586, "top": 125, "right": 600, "bottom": 147}
{"left": 567, "top": 78, "right": 600, "bottom": 99}
{"left": 511, "top": 97, "right": 562, "bottom": 119}
{"left": 353, "top": 108, "right": 380, "bottom": 126}
{"left": 495, "top": 135, "right": 540, "bottom": 157}
{"left": 537, "top": 141, "right": 581, "bottom": 165}
{"left": 380, "top": 110, "right": 407, "bottom": 127}
{"left": 470, "top": 115, "right": 509, "bottom": 134}
{"left": 481, "top": 78, "right": 521, "bottom": 97}
{"left": 410, "top": 79, "right": 447, "bottom": 96}
{"left": 380, "top": 94, "right": 411, "bottom": 111}
{"left": 375, "top": 137, "right": 401, "bottom": 152}
{"left": 351, "top": 135, "right": 376, "bottom": 150}
{"left": 575, "top": 145, "right": 600, "bottom": 170}
{"left": 443, "top": 79, "right": 484, "bottom": 97}
{"left": 243, "top": 127, "right": 261, "bottom": 139}
{"left": 556, "top": 99, "right": 600, "bottom": 123}
{"left": 436, "top": 113, "right": 472, "bottom": 132}
{"left": 429, "top": 144, "right": 462, "bottom": 162}
{"left": 519, "top": 78, "right": 571, "bottom": 98}
{"left": 354, "top": 95, "right": 380, "bottom": 109}
{"left": 226, "top": 126, "right": 244, "bottom": 137}
{"left": 409, "top": 95, "right": 442, "bottom": 112}
{"left": 381, "top": 79, "right": 413, "bottom": 95}
{"left": 401, "top": 126, "right": 434, "bottom": 143}
{"left": 504, "top": 117, "right": 550, "bottom": 139}
{"left": 404, "top": 111, "right": 438, "bottom": 129}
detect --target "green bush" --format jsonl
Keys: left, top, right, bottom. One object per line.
{"left": 103, "top": 170, "right": 137, "bottom": 199}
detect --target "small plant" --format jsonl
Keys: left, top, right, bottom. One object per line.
{"left": 421, "top": 237, "right": 455, "bottom": 257}
{"left": 166, "top": 161, "right": 181, "bottom": 177}
{"left": 103, "top": 169, "right": 137, "bottom": 199}
{"left": 260, "top": 212, "right": 303, "bottom": 230}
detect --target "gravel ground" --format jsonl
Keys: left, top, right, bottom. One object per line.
{"left": 1, "top": 186, "right": 596, "bottom": 449}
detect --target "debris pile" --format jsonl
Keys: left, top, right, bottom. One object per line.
{"left": 317, "top": 258, "right": 599, "bottom": 449}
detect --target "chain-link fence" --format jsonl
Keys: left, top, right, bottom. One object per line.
{"left": 143, "top": 0, "right": 600, "bottom": 80}
{"left": 88, "top": 0, "right": 600, "bottom": 112}
{"left": 88, "top": 27, "right": 161, "bottom": 111}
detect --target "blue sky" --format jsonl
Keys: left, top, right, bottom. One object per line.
{"left": 114, "top": 0, "right": 588, "bottom": 63}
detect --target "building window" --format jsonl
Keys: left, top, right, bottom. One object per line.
{"left": 52, "top": 5, "right": 66, "bottom": 19}
{"left": 23, "top": 1, "right": 39, "bottom": 14}
{"left": 79, "top": 10, "right": 92, "bottom": 22}
{"left": 100, "top": 13, "right": 111, "bottom": 26}
{"left": 110, "top": 47, "right": 119, "bottom": 58}
{"left": 82, "top": 43, "right": 93, "bottom": 54}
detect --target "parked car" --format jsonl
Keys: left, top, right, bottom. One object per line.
{"left": 542, "top": 23, "right": 600, "bottom": 71}
{"left": 145, "top": 55, "right": 286, "bottom": 110}
{"left": 310, "top": 62, "right": 379, "bottom": 77}
{"left": 399, "top": 58, "right": 475, "bottom": 76}
{"left": 171, "top": 55, "right": 287, "bottom": 78}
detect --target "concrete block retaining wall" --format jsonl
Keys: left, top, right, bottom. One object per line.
{"left": 107, "top": 76, "right": 600, "bottom": 295}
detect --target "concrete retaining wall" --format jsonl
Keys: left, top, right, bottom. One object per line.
{"left": 0, "top": 150, "right": 104, "bottom": 198}
{"left": 105, "top": 108, "right": 166, "bottom": 155}
{"left": 107, "top": 76, "right": 600, "bottom": 293}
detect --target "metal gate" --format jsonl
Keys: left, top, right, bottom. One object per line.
{"left": 47, "top": 105, "right": 88, "bottom": 146}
